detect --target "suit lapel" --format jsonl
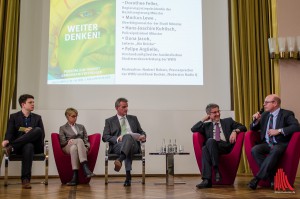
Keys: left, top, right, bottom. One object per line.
{"left": 31, "top": 114, "right": 36, "bottom": 126}
{"left": 220, "top": 119, "right": 225, "bottom": 133}
{"left": 65, "top": 123, "right": 76, "bottom": 135}
{"left": 127, "top": 115, "right": 134, "bottom": 130}
{"left": 75, "top": 124, "right": 80, "bottom": 135}
{"left": 220, "top": 119, "right": 229, "bottom": 140}
{"left": 275, "top": 110, "right": 283, "bottom": 129}
{"left": 262, "top": 113, "right": 270, "bottom": 137}
{"left": 113, "top": 115, "right": 121, "bottom": 131}
{"left": 208, "top": 122, "right": 214, "bottom": 138}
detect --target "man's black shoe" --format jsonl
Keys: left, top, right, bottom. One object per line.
{"left": 269, "top": 176, "right": 274, "bottom": 190}
{"left": 270, "top": 181, "right": 274, "bottom": 190}
{"left": 124, "top": 180, "right": 131, "bottom": 187}
{"left": 248, "top": 177, "right": 259, "bottom": 190}
{"left": 196, "top": 179, "right": 212, "bottom": 189}
{"left": 215, "top": 171, "right": 222, "bottom": 182}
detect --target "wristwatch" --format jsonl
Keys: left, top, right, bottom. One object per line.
{"left": 278, "top": 129, "right": 282, "bottom": 134}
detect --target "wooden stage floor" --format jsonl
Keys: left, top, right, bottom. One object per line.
{"left": 1, "top": 175, "right": 300, "bottom": 199}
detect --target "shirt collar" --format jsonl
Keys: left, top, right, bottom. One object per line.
{"left": 22, "top": 112, "right": 32, "bottom": 118}
{"left": 270, "top": 108, "right": 280, "bottom": 117}
{"left": 68, "top": 123, "right": 76, "bottom": 127}
{"left": 117, "top": 114, "right": 127, "bottom": 120}
{"left": 213, "top": 120, "right": 221, "bottom": 125}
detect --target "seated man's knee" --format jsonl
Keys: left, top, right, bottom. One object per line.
{"left": 23, "top": 143, "right": 34, "bottom": 153}
{"left": 32, "top": 127, "right": 42, "bottom": 133}
{"left": 30, "top": 127, "right": 43, "bottom": 136}
{"left": 271, "top": 146, "right": 285, "bottom": 156}
{"left": 251, "top": 145, "right": 259, "bottom": 156}
{"left": 122, "top": 134, "right": 134, "bottom": 142}
{"left": 206, "top": 138, "right": 217, "bottom": 146}
{"left": 123, "top": 134, "right": 131, "bottom": 139}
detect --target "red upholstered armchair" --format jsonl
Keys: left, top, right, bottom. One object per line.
{"left": 192, "top": 132, "right": 245, "bottom": 185}
{"left": 244, "top": 130, "right": 300, "bottom": 187}
{"left": 51, "top": 133, "right": 101, "bottom": 184}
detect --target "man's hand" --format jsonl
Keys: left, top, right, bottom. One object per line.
{"left": 117, "top": 135, "right": 123, "bottom": 142}
{"left": 229, "top": 131, "right": 237, "bottom": 144}
{"left": 24, "top": 127, "right": 32, "bottom": 134}
{"left": 252, "top": 112, "right": 262, "bottom": 123}
{"left": 138, "top": 135, "right": 146, "bottom": 142}
{"left": 2, "top": 140, "right": 9, "bottom": 147}
{"left": 268, "top": 129, "right": 280, "bottom": 137}
{"left": 202, "top": 115, "right": 210, "bottom": 122}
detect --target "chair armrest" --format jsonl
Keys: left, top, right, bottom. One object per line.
{"left": 245, "top": 130, "right": 260, "bottom": 146}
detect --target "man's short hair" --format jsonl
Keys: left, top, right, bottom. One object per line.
{"left": 115, "top": 98, "right": 128, "bottom": 108}
{"left": 273, "top": 96, "right": 281, "bottom": 106}
{"left": 65, "top": 107, "right": 78, "bottom": 117}
{"left": 18, "top": 94, "right": 34, "bottom": 108}
{"left": 205, "top": 103, "right": 219, "bottom": 114}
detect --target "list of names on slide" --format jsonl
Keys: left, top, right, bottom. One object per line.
{"left": 121, "top": 1, "right": 180, "bottom": 61}
{"left": 115, "top": 0, "right": 203, "bottom": 85}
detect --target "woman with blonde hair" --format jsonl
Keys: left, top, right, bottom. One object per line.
{"left": 59, "top": 107, "right": 95, "bottom": 186}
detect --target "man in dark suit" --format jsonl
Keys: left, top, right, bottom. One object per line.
{"left": 2, "top": 94, "right": 45, "bottom": 189}
{"left": 248, "top": 94, "right": 300, "bottom": 190}
{"left": 102, "top": 97, "right": 146, "bottom": 186}
{"left": 191, "top": 103, "right": 247, "bottom": 189}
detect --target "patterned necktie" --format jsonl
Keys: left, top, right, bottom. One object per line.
{"left": 121, "top": 117, "right": 127, "bottom": 135}
{"left": 268, "top": 114, "right": 274, "bottom": 145}
{"left": 215, "top": 123, "right": 221, "bottom": 141}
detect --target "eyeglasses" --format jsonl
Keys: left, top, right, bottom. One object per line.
{"left": 69, "top": 115, "right": 78, "bottom": 118}
{"left": 210, "top": 110, "right": 220, "bottom": 114}
{"left": 264, "top": 101, "right": 275, "bottom": 104}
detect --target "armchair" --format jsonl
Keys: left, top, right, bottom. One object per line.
{"left": 244, "top": 130, "right": 300, "bottom": 187}
{"left": 51, "top": 133, "right": 101, "bottom": 184}
{"left": 192, "top": 132, "right": 245, "bottom": 185}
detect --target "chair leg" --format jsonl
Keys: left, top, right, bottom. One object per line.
{"left": 142, "top": 157, "right": 145, "bottom": 184}
{"left": 45, "top": 155, "right": 49, "bottom": 185}
{"left": 4, "top": 156, "right": 8, "bottom": 186}
{"left": 105, "top": 157, "right": 108, "bottom": 184}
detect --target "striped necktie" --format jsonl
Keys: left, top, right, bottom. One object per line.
{"left": 268, "top": 114, "right": 274, "bottom": 146}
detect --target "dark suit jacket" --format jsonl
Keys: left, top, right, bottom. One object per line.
{"left": 102, "top": 114, "right": 146, "bottom": 152}
{"left": 59, "top": 123, "right": 90, "bottom": 148}
{"left": 5, "top": 111, "right": 45, "bottom": 142}
{"left": 191, "top": 117, "right": 247, "bottom": 144}
{"left": 250, "top": 109, "right": 300, "bottom": 144}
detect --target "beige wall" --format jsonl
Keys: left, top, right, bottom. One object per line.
{"left": 277, "top": 0, "right": 300, "bottom": 176}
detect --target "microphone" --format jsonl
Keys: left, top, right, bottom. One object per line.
{"left": 253, "top": 107, "right": 264, "bottom": 123}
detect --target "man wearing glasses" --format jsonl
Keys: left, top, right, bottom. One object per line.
{"left": 248, "top": 94, "right": 300, "bottom": 190}
{"left": 191, "top": 103, "right": 247, "bottom": 188}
